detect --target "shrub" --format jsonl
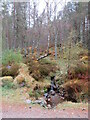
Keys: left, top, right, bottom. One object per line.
{"left": 32, "top": 72, "right": 41, "bottom": 81}
{"left": 2, "top": 63, "right": 19, "bottom": 78}
{"left": 28, "top": 89, "right": 41, "bottom": 99}
{"left": 61, "top": 79, "right": 88, "bottom": 102}
{"left": 26, "top": 57, "right": 58, "bottom": 81}
{"left": 67, "top": 63, "right": 88, "bottom": 79}
{"left": 40, "top": 59, "right": 52, "bottom": 65}
{"left": 78, "top": 51, "right": 88, "bottom": 58}
{"left": 2, "top": 49, "right": 23, "bottom": 65}
{"left": 39, "top": 65, "right": 49, "bottom": 76}
{"left": 75, "top": 63, "right": 87, "bottom": 75}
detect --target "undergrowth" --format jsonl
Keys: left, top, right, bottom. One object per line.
{"left": 2, "top": 49, "right": 23, "bottom": 65}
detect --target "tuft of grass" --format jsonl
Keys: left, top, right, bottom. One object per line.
{"left": 2, "top": 49, "right": 23, "bottom": 65}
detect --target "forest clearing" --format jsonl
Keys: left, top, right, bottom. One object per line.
{"left": 0, "top": 0, "right": 89, "bottom": 119}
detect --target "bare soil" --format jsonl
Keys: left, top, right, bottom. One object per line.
{"left": 1, "top": 100, "right": 88, "bottom": 118}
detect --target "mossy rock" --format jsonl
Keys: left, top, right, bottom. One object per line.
{"left": 0, "top": 76, "right": 13, "bottom": 88}
{"left": 0, "top": 76, "right": 13, "bottom": 82}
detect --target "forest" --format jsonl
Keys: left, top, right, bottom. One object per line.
{"left": 0, "top": 0, "right": 89, "bottom": 118}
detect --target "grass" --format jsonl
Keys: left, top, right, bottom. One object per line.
{"left": 57, "top": 101, "right": 88, "bottom": 109}
{"left": 1, "top": 87, "right": 25, "bottom": 104}
{"left": 1, "top": 86, "right": 15, "bottom": 96}
{"left": 2, "top": 49, "right": 23, "bottom": 65}
{"left": 62, "top": 43, "right": 88, "bottom": 60}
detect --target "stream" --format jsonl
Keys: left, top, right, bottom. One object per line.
{"left": 44, "top": 76, "right": 65, "bottom": 108}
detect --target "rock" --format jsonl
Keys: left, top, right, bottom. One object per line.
{"left": 82, "top": 108, "right": 86, "bottom": 111}
{"left": 44, "top": 93, "right": 48, "bottom": 98}
{"left": 0, "top": 76, "right": 13, "bottom": 86}
{"left": 25, "top": 99, "right": 32, "bottom": 104}
{"left": 29, "top": 106, "right": 32, "bottom": 109}
{"left": 40, "top": 101, "right": 47, "bottom": 107}
{"left": 0, "top": 76, "right": 13, "bottom": 82}
{"left": 34, "top": 100, "right": 42, "bottom": 104}
{"left": 32, "top": 99, "right": 47, "bottom": 108}
{"left": 47, "top": 104, "right": 51, "bottom": 109}
{"left": 20, "top": 82, "right": 25, "bottom": 87}
{"left": 50, "top": 90, "right": 55, "bottom": 95}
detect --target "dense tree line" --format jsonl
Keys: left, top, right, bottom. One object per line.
{"left": 1, "top": 1, "right": 89, "bottom": 56}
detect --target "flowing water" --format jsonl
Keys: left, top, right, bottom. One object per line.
{"left": 44, "top": 76, "right": 65, "bottom": 108}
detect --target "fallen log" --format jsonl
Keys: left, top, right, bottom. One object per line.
{"left": 37, "top": 53, "right": 51, "bottom": 61}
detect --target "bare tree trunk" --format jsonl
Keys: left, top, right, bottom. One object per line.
{"left": 83, "top": 17, "right": 85, "bottom": 45}
{"left": 46, "top": 0, "right": 50, "bottom": 53}
{"left": 13, "top": 1, "right": 16, "bottom": 49}
{"left": 55, "top": 30, "right": 57, "bottom": 59}
{"left": 29, "top": 1, "right": 31, "bottom": 28}
{"left": 47, "top": 35, "right": 50, "bottom": 53}
{"left": 6, "top": 19, "right": 9, "bottom": 49}
{"left": 54, "top": 0, "right": 57, "bottom": 60}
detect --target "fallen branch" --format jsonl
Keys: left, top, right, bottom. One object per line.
{"left": 37, "top": 53, "right": 51, "bottom": 61}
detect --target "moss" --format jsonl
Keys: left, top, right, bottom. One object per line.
{"left": 1, "top": 76, "right": 14, "bottom": 89}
